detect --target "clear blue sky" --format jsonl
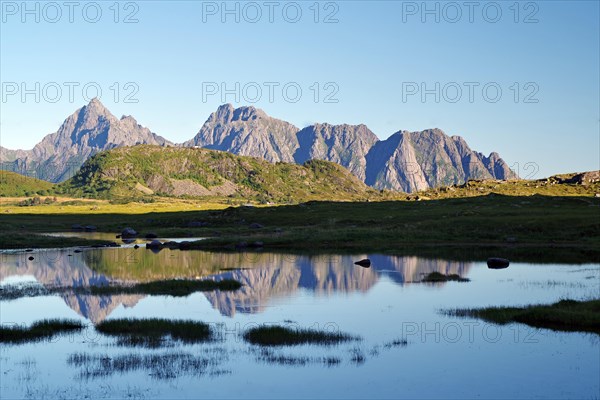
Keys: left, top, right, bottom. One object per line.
{"left": 1, "top": 0, "right": 598, "bottom": 178}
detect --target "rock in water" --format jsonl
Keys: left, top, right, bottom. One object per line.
{"left": 121, "top": 227, "right": 138, "bottom": 238}
{"left": 354, "top": 259, "right": 371, "bottom": 268}
{"left": 146, "top": 240, "right": 162, "bottom": 249}
{"left": 487, "top": 258, "right": 510, "bottom": 269}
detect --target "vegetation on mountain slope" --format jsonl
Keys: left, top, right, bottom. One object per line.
{"left": 0, "top": 171, "right": 54, "bottom": 197}
{"left": 56, "top": 145, "right": 393, "bottom": 203}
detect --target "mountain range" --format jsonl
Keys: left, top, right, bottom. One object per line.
{"left": 1, "top": 99, "right": 517, "bottom": 192}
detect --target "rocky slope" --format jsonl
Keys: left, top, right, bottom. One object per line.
{"left": 183, "top": 104, "right": 299, "bottom": 163}
{"left": 60, "top": 145, "right": 381, "bottom": 202}
{"left": 1, "top": 99, "right": 171, "bottom": 182}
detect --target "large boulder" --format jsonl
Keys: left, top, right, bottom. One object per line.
{"left": 146, "top": 240, "right": 162, "bottom": 249}
{"left": 121, "top": 227, "right": 138, "bottom": 238}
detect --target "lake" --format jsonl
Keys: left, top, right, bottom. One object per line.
{"left": 1, "top": 241, "right": 599, "bottom": 399}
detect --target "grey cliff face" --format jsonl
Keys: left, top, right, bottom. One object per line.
{"left": 294, "top": 123, "right": 378, "bottom": 181}
{"left": 184, "top": 104, "right": 300, "bottom": 163}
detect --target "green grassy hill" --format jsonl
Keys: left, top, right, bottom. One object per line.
{"left": 58, "top": 145, "right": 395, "bottom": 203}
{"left": 0, "top": 171, "right": 54, "bottom": 197}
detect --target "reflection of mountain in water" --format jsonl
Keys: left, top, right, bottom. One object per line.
{"left": 0, "top": 250, "right": 143, "bottom": 323}
{"left": 0, "top": 249, "right": 472, "bottom": 319}
{"left": 205, "top": 254, "right": 472, "bottom": 316}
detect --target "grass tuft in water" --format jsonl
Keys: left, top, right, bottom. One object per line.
{"left": 383, "top": 338, "right": 408, "bottom": 348}
{"left": 0, "top": 319, "right": 85, "bottom": 344}
{"left": 422, "top": 272, "right": 470, "bottom": 282}
{"left": 96, "top": 318, "right": 212, "bottom": 347}
{"left": 446, "top": 299, "right": 600, "bottom": 334}
{"left": 67, "top": 350, "right": 228, "bottom": 380}
{"left": 244, "top": 325, "right": 357, "bottom": 346}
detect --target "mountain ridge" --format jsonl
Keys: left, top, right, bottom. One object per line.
{"left": 2, "top": 100, "right": 517, "bottom": 191}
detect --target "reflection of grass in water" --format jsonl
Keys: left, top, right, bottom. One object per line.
{"left": 0, "top": 279, "right": 242, "bottom": 301}
{"left": 446, "top": 299, "right": 600, "bottom": 334}
{"left": 519, "top": 280, "right": 589, "bottom": 289}
{"left": 244, "top": 326, "right": 357, "bottom": 346}
{"left": 96, "top": 318, "right": 213, "bottom": 347}
{"left": 16, "top": 357, "right": 38, "bottom": 384}
{"left": 421, "top": 272, "right": 470, "bottom": 283}
{"left": 67, "top": 350, "right": 229, "bottom": 380}
{"left": 0, "top": 319, "right": 85, "bottom": 344}
{"left": 349, "top": 348, "right": 366, "bottom": 365}
{"left": 253, "top": 348, "right": 341, "bottom": 367}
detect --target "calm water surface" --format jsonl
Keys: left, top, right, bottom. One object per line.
{"left": 1, "top": 241, "right": 598, "bottom": 399}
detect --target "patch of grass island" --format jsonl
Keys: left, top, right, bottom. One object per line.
{"left": 90, "top": 278, "right": 242, "bottom": 297}
{"left": 446, "top": 299, "right": 600, "bottom": 334}
{"left": 422, "top": 272, "right": 470, "bottom": 282}
{"left": 243, "top": 325, "right": 357, "bottom": 346}
{"left": 0, "top": 279, "right": 242, "bottom": 301}
{"left": 0, "top": 319, "right": 85, "bottom": 344}
{"left": 96, "top": 318, "right": 212, "bottom": 347}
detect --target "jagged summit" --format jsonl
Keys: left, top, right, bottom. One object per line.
{"left": 1, "top": 99, "right": 172, "bottom": 182}
{"left": 2, "top": 102, "right": 517, "bottom": 190}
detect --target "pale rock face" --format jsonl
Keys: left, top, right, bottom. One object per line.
{"left": 184, "top": 104, "right": 299, "bottom": 163}
{"left": 294, "top": 123, "right": 378, "bottom": 181}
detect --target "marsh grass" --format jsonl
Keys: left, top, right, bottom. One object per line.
{"left": 95, "top": 318, "right": 213, "bottom": 347}
{"left": 383, "top": 338, "right": 408, "bottom": 348}
{"left": 67, "top": 350, "right": 228, "bottom": 380}
{"left": 253, "top": 348, "right": 342, "bottom": 367}
{"left": 0, "top": 319, "right": 85, "bottom": 343}
{"left": 0, "top": 232, "right": 112, "bottom": 249}
{"left": 446, "top": 299, "right": 600, "bottom": 334}
{"left": 422, "top": 272, "right": 470, "bottom": 282}
{"left": 0, "top": 283, "right": 49, "bottom": 300}
{"left": 0, "top": 279, "right": 242, "bottom": 301}
{"left": 243, "top": 325, "right": 357, "bottom": 346}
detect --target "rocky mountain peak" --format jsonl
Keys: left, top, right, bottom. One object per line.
{"left": 3, "top": 102, "right": 517, "bottom": 190}
{"left": 210, "top": 104, "right": 266, "bottom": 124}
